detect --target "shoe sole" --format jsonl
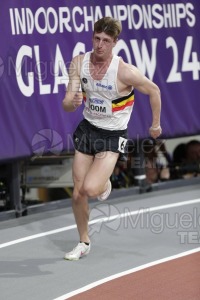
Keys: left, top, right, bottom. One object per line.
{"left": 97, "top": 180, "right": 112, "bottom": 201}
{"left": 64, "top": 249, "right": 90, "bottom": 261}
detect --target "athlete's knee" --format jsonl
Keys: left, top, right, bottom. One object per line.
{"left": 81, "top": 183, "right": 99, "bottom": 198}
{"left": 72, "top": 182, "right": 91, "bottom": 203}
{"left": 72, "top": 188, "right": 84, "bottom": 203}
{"left": 73, "top": 182, "right": 100, "bottom": 200}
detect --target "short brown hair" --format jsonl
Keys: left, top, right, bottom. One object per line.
{"left": 94, "top": 17, "right": 122, "bottom": 40}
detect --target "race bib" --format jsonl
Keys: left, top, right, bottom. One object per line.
{"left": 85, "top": 97, "right": 112, "bottom": 117}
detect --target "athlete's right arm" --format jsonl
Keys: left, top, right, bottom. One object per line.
{"left": 62, "top": 55, "right": 83, "bottom": 112}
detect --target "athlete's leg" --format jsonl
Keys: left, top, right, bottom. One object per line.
{"left": 72, "top": 150, "right": 94, "bottom": 243}
{"left": 72, "top": 150, "right": 119, "bottom": 243}
{"left": 81, "top": 151, "right": 119, "bottom": 198}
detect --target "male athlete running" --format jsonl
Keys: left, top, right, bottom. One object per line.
{"left": 63, "top": 17, "right": 162, "bottom": 260}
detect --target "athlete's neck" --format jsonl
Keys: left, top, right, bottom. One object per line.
{"left": 91, "top": 52, "right": 113, "bottom": 65}
{"left": 89, "top": 52, "right": 113, "bottom": 80}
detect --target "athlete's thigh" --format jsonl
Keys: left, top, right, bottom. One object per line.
{"left": 84, "top": 151, "right": 119, "bottom": 190}
{"left": 72, "top": 150, "right": 94, "bottom": 189}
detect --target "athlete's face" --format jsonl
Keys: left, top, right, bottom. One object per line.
{"left": 92, "top": 32, "right": 116, "bottom": 58}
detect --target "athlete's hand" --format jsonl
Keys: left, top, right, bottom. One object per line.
{"left": 149, "top": 125, "right": 162, "bottom": 139}
{"left": 72, "top": 92, "right": 83, "bottom": 109}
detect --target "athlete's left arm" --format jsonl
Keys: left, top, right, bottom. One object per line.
{"left": 120, "top": 63, "right": 162, "bottom": 138}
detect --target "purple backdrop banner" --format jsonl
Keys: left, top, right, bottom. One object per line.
{"left": 0, "top": 0, "right": 200, "bottom": 161}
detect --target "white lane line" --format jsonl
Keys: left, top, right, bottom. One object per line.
{"left": 53, "top": 247, "right": 200, "bottom": 300}
{"left": 89, "top": 198, "right": 200, "bottom": 225}
{"left": 0, "top": 225, "right": 76, "bottom": 249}
{"left": 0, "top": 198, "right": 200, "bottom": 249}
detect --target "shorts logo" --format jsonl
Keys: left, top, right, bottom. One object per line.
{"left": 75, "top": 137, "right": 79, "bottom": 143}
{"left": 118, "top": 137, "right": 127, "bottom": 153}
{"left": 82, "top": 78, "right": 87, "bottom": 84}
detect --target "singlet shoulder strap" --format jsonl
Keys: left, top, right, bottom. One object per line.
{"left": 82, "top": 51, "right": 91, "bottom": 64}
{"left": 109, "top": 54, "right": 120, "bottom": 72}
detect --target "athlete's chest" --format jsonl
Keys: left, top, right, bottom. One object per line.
{"left": 89, "top": 61, "right": 111, "bottom": 81}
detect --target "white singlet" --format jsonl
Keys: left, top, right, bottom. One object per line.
{"left": 80, "top": 51, "right": 134, "bottom": 130}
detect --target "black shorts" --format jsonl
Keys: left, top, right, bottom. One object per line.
{"left": 73, "top": 119, "right": 128, "bottom": 161}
